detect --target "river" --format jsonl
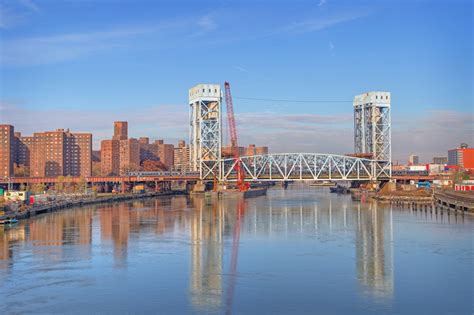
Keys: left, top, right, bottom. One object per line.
{"left": 0, "top": 186, "right": 472, "bottom": 314}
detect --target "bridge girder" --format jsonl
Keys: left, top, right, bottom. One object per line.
{"left": 221, "top": 153, "right": 391, "bottom": 182}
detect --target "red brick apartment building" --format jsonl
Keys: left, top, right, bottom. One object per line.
{"left": 101, "top": 122, "right": 176, "bottom": 175}
{"left": 113, "top": 121, "right": 128, "bottom": 140}
{"left": 0, "top": 125, "right": 15, "bottom": 178}
{"left": 100, "top": 140, "right": 120, "bottom": 176}
{"left": 0, "top": 125, "right": 92, "bottom": 178}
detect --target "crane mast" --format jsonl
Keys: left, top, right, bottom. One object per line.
{"left": 224, "top": 82, "right": 247, "bottom": 191}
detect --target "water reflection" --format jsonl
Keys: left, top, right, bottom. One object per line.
{"left": 355, "top": 202, "right": 394, "bottom": 301}
{"left": 190, "top": 197, "right": 225, "bottom": 312}
{"left": 0, "top": 189, "right": 472, "bottom": 314}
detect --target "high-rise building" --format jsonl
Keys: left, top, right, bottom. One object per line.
{"left": 14, "top": 132, "right": 35, "bottom": 172}
{"left": 119, "top": 138, "right": 140, "bottom": 175}
{"left": 174, "top": 140, "right": 191, "bottom": 171}
{"left": 245, "top": 144, "right": 269, "bottom": 156}
{"left": 221, "top": 145, "right": 245, "bottom": 158}
{"left": 113, "top": 121, "right": 128, "bottom": 140}
{"left": 139, "top": 137, "right": 159, "bottom": 162}
{"left": 189, "top": 84, "right": 222, "bottom": 179}
{"left": 139, "top": 137, "right": 149, "bottom": 145}
{"left": 21, "top": 129, "right": 92, "bottom": 177}
{"left": 255, "top": 146, "right": 269, "bottom": 155}
{"left": 408, "top": 154, "right": 419, "bottom": 165}
{"left": 101, "top": 140, "right": 120, "bottom": 176}
{"left": 156, "top": 141, "right": 174, "bottom": 169}
{"left": 66, "top": 132, "right": 92, "bottom": 177}
{"left": 432, "top": 157, "right": 448, "bottom": 165}
{"left": 0, "top": 125, "right": 15, "bottom": 178}
{"left": 448, "top": 144, "right": 474, "bottom": 170}
{"left": 101, "top": 122, "right": 176, "bottom": 175}
{"left": 222, "top": 144, "right": 269, "bottom": 158}
{"left": 353, "top": 92, "right": 391, "bottom": 162}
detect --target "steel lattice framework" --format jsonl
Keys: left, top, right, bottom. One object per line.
{"left": 189, "top": 84, "right": 222, "bottom": 180}
{"left": 354, "top": 92, "right": 391, "bottom": 164}
{"left": 187, "top": 86, "right": 393, "bottom": 182}
{"left": 221, "top": 153, "right": 391, "bottom": 181}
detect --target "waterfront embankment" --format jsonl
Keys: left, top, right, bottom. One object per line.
{"left": 1, "top": 191, "right": 185, "bottom": 221}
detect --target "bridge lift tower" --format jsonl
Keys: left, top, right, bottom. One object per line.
{"left": 353, "top": 92, "right": 392, "bottom": 177}
{"left": 189, "top": 84, "right": 222, "bottom": 180}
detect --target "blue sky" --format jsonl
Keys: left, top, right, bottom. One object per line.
{"left": 0, "top": 0, "right": 472, "bottom": 162}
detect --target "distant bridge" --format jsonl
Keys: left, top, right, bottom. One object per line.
{"left": 221, "top": 153, "right": 391, "bottom": 181}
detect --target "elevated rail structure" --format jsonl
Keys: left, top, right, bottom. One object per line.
{"left": 0, "top": 172, "right": 200, "bottom": 185}
{"left": 222, "top": 153, "right": 391, "bottom": 181}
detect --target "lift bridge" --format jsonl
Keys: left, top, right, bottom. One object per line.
{"left": 222, "top": 153, "right": 391, "bottom": 182}
{"left": 189, "top": 85, "right": 391, "bottom": 182}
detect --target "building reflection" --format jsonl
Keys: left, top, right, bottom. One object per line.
{"left": 0, "top": 225, "right": 25, "bottom": 271}
{"left": 100, "top": 203, "right": 130, "bottom": 267}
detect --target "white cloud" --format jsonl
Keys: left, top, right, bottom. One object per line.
{"left": 233, "top": 65, "right": 249, "bottom": 73}
{"left": 0, "top": 21, "right": 187, "bottom": 66}
{"left": 318, "top": 0, "right": 327, "bottom": 7}
{"left": 0, "top": 12, "right": 223, "bottom": 67}
{"left": 391, "top": 110, "right": 474, "bottom": 163}
{"left": 280, "top": 11, "right": 371, "bottom": 34}
{"left": 0, "top": 101, "right": 189, "bottom": 148}
{"left": 329, "top": 41, "right": 334, "bottom": 51}
{"left": 0, "top": 6, "right": 25, "bottom": 28}
{"left": 190, "top": 14, "right": 218, "bottom": 37}
{"left": 17, "top": 0, "right": 40, "bottom": 13}
{"left": 197, "top": 15, "right": 217, "bottom": 32}
{"left": 0, "top": 0, "right": 39, "bottom": 29}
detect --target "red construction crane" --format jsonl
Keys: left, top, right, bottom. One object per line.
{"left": 224, "top": 82, "right": 248, "bottom": 191}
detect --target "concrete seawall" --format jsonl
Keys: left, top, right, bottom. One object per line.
{"left": 3, "top": 191, "right": 185, "bottom": 221}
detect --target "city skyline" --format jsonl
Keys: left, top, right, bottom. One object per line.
{"left": 1, "top": 0, "right": 473, "bottom": 162}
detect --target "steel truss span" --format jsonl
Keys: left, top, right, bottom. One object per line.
{"left": 222, "top": 153, "right": 391, "bottom": 181}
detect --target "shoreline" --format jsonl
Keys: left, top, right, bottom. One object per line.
{"left": 372, "top": 194, "right": 433, "bottom": 203}
{"left": 2, "top": 191, "right": 186, "bottom": 221}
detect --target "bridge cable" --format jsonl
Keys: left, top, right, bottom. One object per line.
{"left": 233, "top": 96, "right": 352, "bottom": 103}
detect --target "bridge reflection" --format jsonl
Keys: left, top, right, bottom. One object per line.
{"left": 1, "top": 192, "right": 470, "bottom": 309}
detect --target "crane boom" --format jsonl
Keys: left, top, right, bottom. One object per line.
{"left": 224, "top": 82, "right": 247, "bottom": 191}
{"left": 224, "top": 82, "right": 239, "bottom": 154}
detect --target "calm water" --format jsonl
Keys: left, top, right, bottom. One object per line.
{"left": 0, "top": 186, "right": 472, "bottom": 314}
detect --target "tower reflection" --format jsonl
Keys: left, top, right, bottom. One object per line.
{"left": 189, "top": 196, "right": 225, "bottom": 312}
{"left": 355, "top": 201, "right": 394, "bottom": 300}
